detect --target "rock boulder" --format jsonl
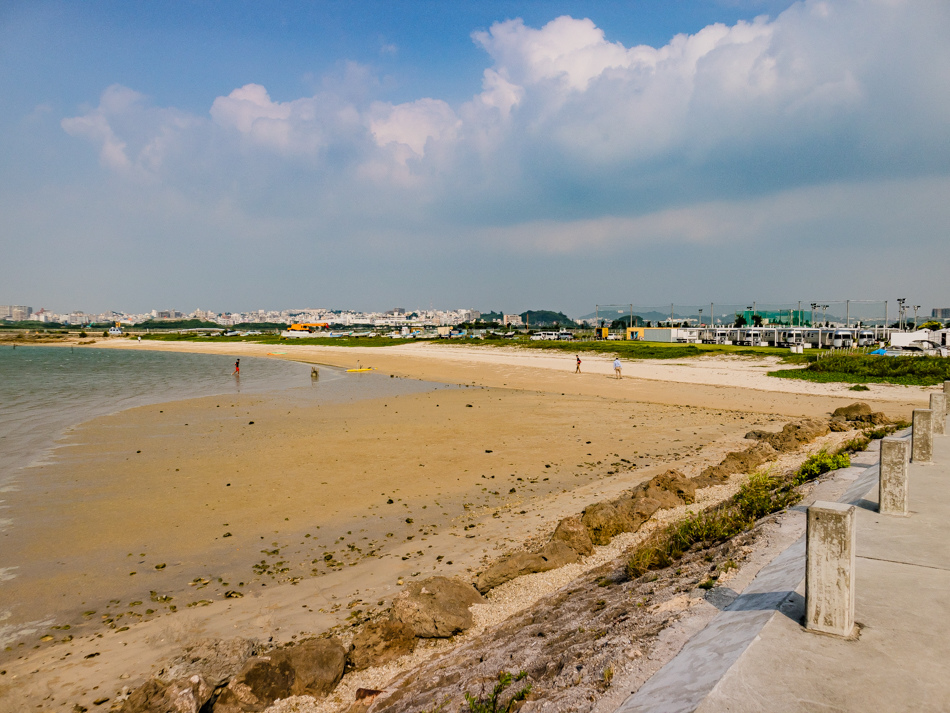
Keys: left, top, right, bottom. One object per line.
{"left": 391, "top": 577, "right": 484, "bottom": 638}
{"left": 212, "top": 638, "right": 345, "bottom": 712}
{"left": 121, "top": 676, "right": 215, "bottom": 713}
{"left": 349, "top": 619, "right": 416, "bottom": 671}
{"left": 550, "top": 516, "right": 594, "bottom": 556}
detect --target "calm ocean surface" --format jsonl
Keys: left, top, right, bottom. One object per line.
{"left": 0, "top": 345, "right": 445, "bottom": 492}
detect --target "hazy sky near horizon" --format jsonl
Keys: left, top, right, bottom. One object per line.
{"left": 2, "top": 0, "right": 949, "bottom": 316}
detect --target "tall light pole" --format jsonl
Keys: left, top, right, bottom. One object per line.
{"left": 897, "top": 298, "right": 906, "bottom": 331}
{"left": 914, "top": 305, "right": 921, "bottom": 330}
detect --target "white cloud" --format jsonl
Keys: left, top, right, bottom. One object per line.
{"left": 59, "top": 0, "right": 950, "bottom": 256}
{"left": 61, "top": 84, "right": 198, "bottom": 174}
{"left": 368, "top": 97, "right": 460, "bottom": 156}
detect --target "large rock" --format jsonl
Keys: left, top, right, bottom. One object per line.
{"left": 284, "top": 638, "right": 347, "bottom": 697}
{"left": 581, "top": 501, "right": 635, "bottom": 546}
{"left": 550, "top": 516, "right": 594, "bottom": 556}
{"left": 212, "top": 639, "right": 346, "bottom": 712}
{"left": 349, "top": 619, "right": 416, "bottom": 671}
{"left": 694, "top": 443, "right": 777, "bottom": 486}
{"left": 832, "top": 403, "right": 873, "bottom": 421}
{"left": 634, "top": 470, "right": 696, "bottom": 506}
{"left": 391, "top": 577, "right": 484, "bottom": 638}
{"left": 474, "top": 540, "right": 579, "bottom": 593}
{"left": 122, "top": 675, "right": 214, "bottom": 713}
{"left": 614, "top": 495, "right": 663, "bottom": 525}
{"left": 745, "top": 420, "right": 830, "bottom": 452}
{"left": 162, "top": 637, "right": 260, "bottom": 686}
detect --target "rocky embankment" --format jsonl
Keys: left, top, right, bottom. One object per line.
{"left": 117, "top": 404, "right": 889, "bottom": 713}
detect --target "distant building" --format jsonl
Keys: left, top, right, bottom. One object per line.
{"left": 0, "top": 305, "right": 33, "bottom": 321}
{"left": 932, "top": 308, "right": 950, "bottom": 319}
{"left": 503, "top": 314, "right": 523, "bottom": 326}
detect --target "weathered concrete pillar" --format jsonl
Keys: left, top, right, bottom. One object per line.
{"left": 879, "top": 438, "right": 909, "bottom": 515}
{"left": 806, "top": 502, "right": 856, "bottom": 637}
{"left": 912, "top": 409, "right": 933, "bottom": 463}
{"left": 931, "top": 394, "right": 947, "bottom": 436}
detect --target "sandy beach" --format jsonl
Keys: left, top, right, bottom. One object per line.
{"left": 0, "top": 339, "right": 931, "bottom": 712}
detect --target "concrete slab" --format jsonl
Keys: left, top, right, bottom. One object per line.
{"left": 616, "top": 434, "right": 950, "bottom": 713}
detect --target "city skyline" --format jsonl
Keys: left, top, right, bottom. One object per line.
{"left": 3, "top": 1, "right": 949, "bottom": 313}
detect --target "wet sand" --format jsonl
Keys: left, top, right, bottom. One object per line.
{"left": 0, "top": 340, "right": 930, "bottom": 712}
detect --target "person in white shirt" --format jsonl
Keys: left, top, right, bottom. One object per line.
{"left": 613, "top": 358, "right": 622, "bottom": 379}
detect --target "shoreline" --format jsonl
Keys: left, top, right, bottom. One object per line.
{"left": 0, "top": 340, "right": 931, "bottom": 712}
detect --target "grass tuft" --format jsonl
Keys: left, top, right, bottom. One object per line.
{"left": 465, "top": 671, "right": 531, "bottom": 713}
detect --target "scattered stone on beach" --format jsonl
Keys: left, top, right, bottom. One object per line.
{"left": 391, "top": 576, "right": 484, "bottom": 638}
{"left": 348, "top": 619, "right": 416, "bottom": 671}
{"left": 121, "top": 674, "right": 214, "bottom": 713}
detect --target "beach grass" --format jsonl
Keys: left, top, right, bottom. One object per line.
{"left": 770, "top": 353, "right": 950, "bottom": 386}
{"left": 449, "top": 338, "right": 793, "bottom": 360}
{"left": 627, "top": 448, "right": 852, "bottom": 579}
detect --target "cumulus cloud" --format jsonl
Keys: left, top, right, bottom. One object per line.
{"left": 60, "top": 0, "right": 950, "bottom": 252}
{"left": 62, "top": 84, "right": 198, "bottom": 175}
{"left": 368, "top": 97, "right": 460, "bottom": 156}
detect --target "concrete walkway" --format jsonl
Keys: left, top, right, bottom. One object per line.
{"left": 616, "top": 431, "right": 950, "bottom": 713}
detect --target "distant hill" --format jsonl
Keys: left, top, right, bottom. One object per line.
{"left": 520, "top": 310, "right": 577, "bottom": 327}
{"left": 136, "top": 319, "right": 221, "bottom": 330}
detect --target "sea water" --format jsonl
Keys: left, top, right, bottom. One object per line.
{"left": 0, "top": 345, "right": 445, "bottom": 491}
{"left": 0, "top": 344, "right": 450, "bottom": 649}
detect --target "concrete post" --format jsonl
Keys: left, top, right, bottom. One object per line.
{"left": 879, "top": 438, "right": 909, "bottom": 515}
{"left": 806, "top": 502, "right": 856, "bottom": 637}
{"left": 912, "top": 409, "right": 933, "bottom": 463}
{"left": 931, "top": 394, "right": 947, "bottom": 436}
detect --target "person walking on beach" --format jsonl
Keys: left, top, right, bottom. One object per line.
{"left": 575, "top": 355, "right": 581, "bottom": 374}
{"left": 233, "top": 358, "right": 240, "bottom": 376}
{"left": 613, "top": 358, "right": 622, "bottom": 379}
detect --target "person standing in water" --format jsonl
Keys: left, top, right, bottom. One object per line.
{"left": 613, "top": 358, "right": 622, "bottom": 379}
{"left": 233, "top": 358, "right": 240, "bottom": 376}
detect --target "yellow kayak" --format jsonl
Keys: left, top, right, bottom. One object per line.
{"left": 346, "top": 367, "right": 375, "bottom": 372}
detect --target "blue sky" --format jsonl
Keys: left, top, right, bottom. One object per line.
{"left": 2, "top": 0, "right": 949, "bottom": 316}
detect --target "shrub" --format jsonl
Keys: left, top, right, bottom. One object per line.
{"left": 849, "top": 384, "right": 870, "bottom": 391}
{"left": 794, "top": 450, "right": 850, "bottom": 484}
{"left": 78, "top": 330, "right": 87, "bottom": 338}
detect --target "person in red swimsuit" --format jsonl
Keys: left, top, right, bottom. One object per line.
{"left": 233, "top": 359, "right": 240, "bottom": 375}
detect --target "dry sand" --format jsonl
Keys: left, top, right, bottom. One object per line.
{"left": 0, "top": 339, "right": 930, "bottom": 712}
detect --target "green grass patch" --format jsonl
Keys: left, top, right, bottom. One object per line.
{"left": 770, "top": 353, "right": 950, "bottom": 386}
{"left": 452, "top": 338, "right": 790, "bottom": 360}
{"left": 794, "top": 450, "right": 850, "bottom": 484}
